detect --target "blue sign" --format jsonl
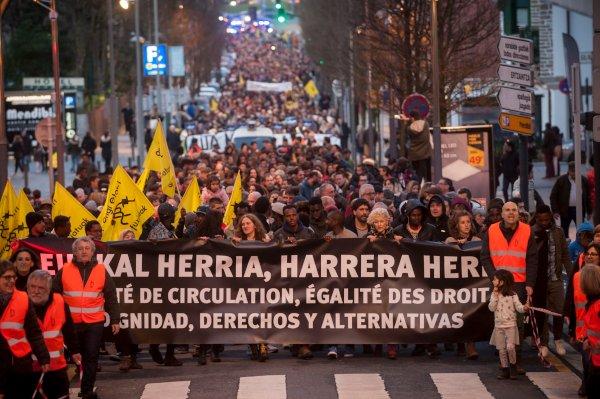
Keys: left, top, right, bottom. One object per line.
{"left": 143, "top": 44, "right": 168, "bottom": 76}
{"left": 64, "top": 93, "right": 76, "bottom": 110}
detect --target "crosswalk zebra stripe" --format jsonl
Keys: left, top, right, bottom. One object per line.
{"left": 430, "top": 373, "right": 494, "bottom": 399}
{"left": 140, "top": 380, "right": 190, "bottom": 399}
{"left": 237, "top": 375, "right": 286, "bottom": 399}
{"left": 334, "top": 373, "right": 390, "bottom": 399}
{"left": 526, "top": 372, "right": 581, "bottom": 399}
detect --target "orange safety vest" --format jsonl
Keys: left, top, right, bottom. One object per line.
{"left": 488, "top": 222, "right": 530, "bottom": 283}
{"left": 61, "top": 262, "right": 106, "bottom": 324}
{"left": 0, "top": 290, "right": 32, "bottom": 358}
{"left": 32, "top": 293, "right": 67, "bottom": 371}
{"left": 583, "top": 299, "right": 600, "bottom": 368}
{"left": 573, "top": 271, "right": 587, "bottom": 340}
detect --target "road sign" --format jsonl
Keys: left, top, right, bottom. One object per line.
{"left": 498, "top": 112, "right": 534, "bottom": 136}
{"left": 497, "top": 87, "right": 533, "bottom": 115}
{"left": 402, "top": 93, "right": 430, "bottom": 119}
{"left": 559, "top": 78, "right": 570, "bottom": 94}
{"left": 143, "top": 44, "right": 168, "bottom": 76}
{"left": 498, "top": 35, "right": 533, "bottom": 65}
{"left": 497, "top": 64, "right": 533, "bottom": 87}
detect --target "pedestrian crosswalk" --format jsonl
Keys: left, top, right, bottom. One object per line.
{"left": 115, "top": 371, "right": 580, "bottom": 398}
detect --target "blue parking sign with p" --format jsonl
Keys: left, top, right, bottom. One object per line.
{"left": 143, "top": 44, "right": 168, "bottom": 76}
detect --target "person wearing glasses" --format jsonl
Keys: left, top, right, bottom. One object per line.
{"left": 0, "top": 260, "right": 49, "bottom": 399}
{"left": 564, "top": 242, "right": 600, "bottom": 397}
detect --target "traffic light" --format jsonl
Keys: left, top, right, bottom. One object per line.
{"left": 275, "top": 0, "right": 282, "bottom": 9}
{"left": 277, "top": 3, "right": 286, "bottom": 23}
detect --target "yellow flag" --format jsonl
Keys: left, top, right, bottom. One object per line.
{"left": 210, "top": 97, "right": 219, "bottom": 112}
{"left": 52, "top": 182, "right": 96, "bottom": 238}
{"left": 144, "top": 121, "right": 177, "bottom": 197}
{"left": 98, "top": 165, "right": 154, "bottom": 241}
{"left": 174, "top": 177, "right": 202, "bottom": 227}
{"left": 136, "top": 167, "right": 150, "bottom": 192}
{"left": 222, "top": 171, "right": 243, "bottom": 228}
{"left": 0, "top": 181, "right": 20, "bottom": 259}
{"left": 304, "top": 79, "right": 319, "bottom": 98}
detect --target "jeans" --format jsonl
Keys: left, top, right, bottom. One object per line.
{"left": 560, "top": 206, "right": 577, "bottom": 239}
{"left": 75, "top": 322, "right": 104, "bottom": 397}
{"left": 502, "top": 176, "right": 515, "bottom": 201}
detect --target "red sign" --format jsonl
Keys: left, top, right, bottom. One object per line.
{"left": 402, "top": 93, "right": 430, "bottom": 119}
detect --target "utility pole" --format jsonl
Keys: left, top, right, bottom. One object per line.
{"left": 0, "top": 0, "right": 11, "bottom": 190}
{"left": 107, "top": 0, "right": 119, "bottom": 168}
{"left": 593, "top": 0, "right": 600, "bottom": 224}
{"left": 135, "top": 0, "right": 145, "bottom": 164}
{"left": 153, "top": 0, "right": 162, "bottom": 116}
{"left": 349, "top": 29, "right": 357, "bottom": 166}
{"left": 50, "top": 0, "right": 65, "bottom": 185}
{"left": 431, "top": 0, "right": 442, "bottom": 181}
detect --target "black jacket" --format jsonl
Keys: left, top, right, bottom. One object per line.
{"left": 480, "top": 221, "right": 539, "bottom": 288}
{"left": 53, "top": 260, "right": 120, "bottom": 325}
{"left": 550, "top": 174, "right": 590, "bottom": 216}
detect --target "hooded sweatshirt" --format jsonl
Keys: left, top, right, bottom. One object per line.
{"left": 426, "top": 194, "right": 449, "bottom": 241}
{"left": 393, "top": 199, "right": 439, "bottom": 241}
{"left": 567, "top": 221, "right": 594, "bottom": 262}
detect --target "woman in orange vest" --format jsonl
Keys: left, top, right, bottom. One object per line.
{"left": 27, "top": 269, "right": 81, "bottom": 399}
{"left": 565, "top": 243, "right": 600, "bottom": 397}
{"left": 580, "top": 264, "right": 600, "bottom": 397}
{"left": 0, "top": 260, "right": 49, "bottom": 399}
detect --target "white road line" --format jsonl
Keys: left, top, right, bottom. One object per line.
{"left": 527, "top": 372, "right": 581, "bottom": 399}
{"left": 430, "top": 373, "right": 494, "bottom": 399}
{"left": 140, "top": 380, "right": 190, "bottom": 399}
{"left": 237, "top": 375, "right": 286, "bottom": 399}
{"left": 335, "top": 373, "right": 390, "bottom": 399}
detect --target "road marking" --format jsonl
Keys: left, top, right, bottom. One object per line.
{"left": 140, "top": 380, "right": 190, "bottom": 399}
{"left": 335, "top": 373, "right": 390, "bottom": 399}
{"left": 237, "top": 375, "right": 286, "bottom": 399}
{"left": 527, "top": 372, "right": 581, "bottom": 399}
{"left": 430, "top": 373, "right": 493, "bottom": 399}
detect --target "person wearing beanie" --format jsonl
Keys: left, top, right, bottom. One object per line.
{"left": 426, "top": 194, "right": 449, "bottom": 241}
{"left": 252, "top": 196, "right": 271, "bottom": 232}
{"left": 450, "top": 196, "right": 473, "bottom": 214}
{"left": 26, "top": 212, "right": 55, "bottom": 238}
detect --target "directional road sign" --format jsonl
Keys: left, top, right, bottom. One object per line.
{"left": 498, "top": 36, "right": 533, "bottom": 65}
{"left": 497, "top": 64, "right": 534, "bottom": 87}
{"left": 498, "top": 112, "right": 534, "bottom": 136}
{"left": 497, "top": 87, "right": 533, "bottom": 115}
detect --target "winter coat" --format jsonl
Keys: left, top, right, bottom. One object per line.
{"left": 407, "top": 119, "right": 432, "bottom": 161}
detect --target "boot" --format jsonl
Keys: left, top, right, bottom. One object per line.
{"left": 197, "top": 346, "right": 207, "bottom": 366}
{"left": 118, "top": 355, "right": 132, "bottom": 372}
{"left": 249, "top": 344, "right": 259, "bottom": 361}
{"left": 298, "top": 345, "right": 313, "bottom": 360}
{"left": 129, "top": 355, "right": 143, "bottom": 370}
{"left": 497, "top": 367, "right": 510, "bottom": 380}
{"left": 456, "top": 343, "right": 466, "bottom": 357}
{"left": 149, "top": 345, "right": 164, "bottom": 364}
{"left": 258, "top": 343, "right": 269, "bottom": 362}
{"left": 515, "top": 350, "right": 526, "bottom": 375}
{"left": 163, "top": 355, "right": 182, "bottom": 366}
{"left": 466, "top": 342, "right": 479, "bottom": 360}
{"left": 509, "top": 364, "right": 518, "bottom": 380}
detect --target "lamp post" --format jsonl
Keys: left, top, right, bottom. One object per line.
{"left": 153, "top": 0, "right": 162, "bottom": 116}
{"left": 431, "top": 0, "right": 442, "bottom": 182}
{"left": 120, "top": 0, "right": 145, "bottom": 163}
{"left": 107, "top": 0, "right": 119, "bottom": 168}
{"left": 0, "top": 0, "right": 11, "bottom": 190}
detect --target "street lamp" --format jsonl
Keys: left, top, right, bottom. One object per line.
{"left": 120, "top": 0, "right": 145, "bottom": 163}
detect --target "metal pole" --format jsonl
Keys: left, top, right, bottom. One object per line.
{"left": 571, "top": 63, "right": 583, "bottom": 225}
{"left": 593, "top": 0, "right": 600, "bottom": 225}
{"left": 388, "top": 88, "right": 398, "bottom": 161}
{"left": 365, "top": 0, "right": 374, "bottom": 162}
{"left": 518, "top": 135, "right": 529, "bottom": 210}
{"left": 349, "top": 30, "right": 357, "bottom": 166}
{"left": 107, "top": 0, "right": 119, "bottom": 168}
{"left": 47, "top": 124, "right": 54, "bottom": 195}
{"left": 431, "top": 0, "right": 442, "bottom": 181}
{"left": 135, "top": 0, "right": 145, "bottom": 163}
{"left": 0, "top": 0, "right": 10, "bottom": 190}
{"left": 50, "top": 0, "right": 65, "bottom": 185}
{"left": 153, "top": 0, "right": 162, "bottom": 115}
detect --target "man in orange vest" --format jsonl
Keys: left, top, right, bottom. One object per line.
{"left": 580, "top": 264, "right": 600, "bottom": 397}
{"left": 481, "top": 201, "right": 538, "bottom": 373}
{"left": 53, "top": 236, "right": 120, "bottom": 399}
{"left": 0, "top": 261, "right": 49, "bottom": 399}
{"left": 27, "top": 269, "right": 81, "bottom": 399}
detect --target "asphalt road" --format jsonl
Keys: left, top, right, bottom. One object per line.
{"left": 74, "top": 341, "right": 582, "bottom": 399}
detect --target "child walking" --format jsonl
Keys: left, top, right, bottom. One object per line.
{"left": 489, "top": 269, "right": 529, "bottom": 379}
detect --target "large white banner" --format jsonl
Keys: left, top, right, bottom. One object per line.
{"left": 246, "top": 80, "right": 292, "bottom": 92}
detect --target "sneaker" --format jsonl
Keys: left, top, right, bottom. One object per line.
{"left": 497, "top": 367, "right": 510, "bottom": 380}
{"left": 109, "top": 354, "right": 121, "bottom": 362}
{"left": 118, "top": 356, "right": 131, "bottom": 372}
{"left": 554, "top": 340, "right": 566, "bottom": 356}
{"left": 327, "top": 346, "right": 338, "bottom": 360}
{"left": 267, "top": 344, "right": 279, "bottom": 353}
{"left": 129, "top": 357, "right": 143, "bottom": 370}
{"left": 149, "top": 347, "right": 164, "bottom": 364}
{"left": 343, "top": 347, "right": 355, "bottom": 358}
{"left": 539, "top": 345, "right": 549, "bottom": 358}
{"left": 509, "top": 364, "right": 518, "bottom": 380}
{"left": 298, "top": 345, "right": 313, "bottom": 360}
